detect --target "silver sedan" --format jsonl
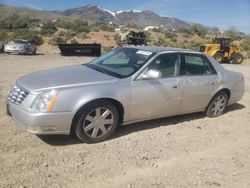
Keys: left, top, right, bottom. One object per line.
{"left": 6, "top": 46, "right": 244, "bottom": 143}
{"left": 4, "top": 39, "right": 36, "bottom": 55}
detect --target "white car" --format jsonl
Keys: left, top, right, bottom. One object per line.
{"left": 4, "top": 39, "right": 36, "bottom": 55}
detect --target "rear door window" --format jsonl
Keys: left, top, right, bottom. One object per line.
{"left": 184, "top": 54, "right": 216, "bottom": 75}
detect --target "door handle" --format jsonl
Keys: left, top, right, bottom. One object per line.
{"left": 172, "top": 85, "right": 180, "bottom": 89}
{"left": 208, "top": 82, "right": 217, "bottom": 85}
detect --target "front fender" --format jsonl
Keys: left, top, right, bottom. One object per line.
{"left": 52, "top": 80, "right": 130, "bottom": 115}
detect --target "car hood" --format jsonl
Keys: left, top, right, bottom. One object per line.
{"left": 17, "top": 65, "right": 119, "bottom": 92}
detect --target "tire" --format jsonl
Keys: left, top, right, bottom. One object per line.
{"left": 206, "top": 91, "right": 228, "bottom": 117}
{"left": 232, "top": 53, "right": 244, "bottom": 64}
{"left": 213, "top": 53, "right": 224, "bottom": 63}
{"left": 74, "top": 100, "right": 119, "bottom": 143}
{"left": 33, "top": 49, "right": 36, "bottom": 55}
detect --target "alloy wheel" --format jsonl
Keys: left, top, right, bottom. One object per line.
{"left": 211, "top": 95, "right": 227, "bottom": 116}
{"left": 82, "top": 107, "right": 114, "bottom": 138}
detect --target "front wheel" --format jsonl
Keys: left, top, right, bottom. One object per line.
{"left": 74, "top": 101, "right": 119, "bottom": 143}
{"left": 213, "top": 53, "right": 224, "bottom": 63}
{"left": 206, "top": 91, "right": 228, "bottom": 117}
{"left": 32, "top": 49, "right": 37, "bottom": 55}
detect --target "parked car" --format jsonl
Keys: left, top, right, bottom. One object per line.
{"left": 4, "top": 39, "right": 36, "bottom": 55}
{"left": 0, "top": 40, "right": 4, "bottom": 52}
{"left": 6, "top": 46, "right": 244, "bottom": 143}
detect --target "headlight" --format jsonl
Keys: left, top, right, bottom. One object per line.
{"left": 31, "top": 90, "right": 59, "bottom": 113}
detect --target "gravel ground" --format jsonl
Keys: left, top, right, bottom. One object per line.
{"left": 0, "top": 54, "right": 250, "bottom": 188}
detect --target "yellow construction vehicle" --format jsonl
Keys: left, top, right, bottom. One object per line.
{"left": 199, "top": 37, "right": 244, "bottom": 64}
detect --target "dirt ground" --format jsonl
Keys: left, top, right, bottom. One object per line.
{"left": 0, "top": 53, "right": 250, "bottom": 188}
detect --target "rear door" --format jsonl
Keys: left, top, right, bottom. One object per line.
{"left": 180, "top": 53, "right": 220, "bottom": 113}
{"left": 130, "top": 53, "right": 184, "bottom": 121}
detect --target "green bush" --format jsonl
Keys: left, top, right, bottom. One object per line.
{"left": 190, "top": 24, "right": 207, "bottom": 37}
{"left": 92, "top": 27, "right": 100, "bottom": 32}
{"left": 58, "top": 19, "right": 90, "bottom": 34}
{"left": 0, "top": 15, "right": 30, "bottom": 30}
{"left": 170, "top": 38, "right": 177, "bottom": 42}
{"left": 103, "top": 46, "right": 114, "bottom": 53}
{"left": 152, "top": 28, "right": 164, "bottom": 33}
{"left": 57, "top": 31, "right": 76, "bottom": 40}
{"left": 0, "top": 30, "right": 8, "bottom": 40}
{"left": 79, "top": 32, "right": 88, "bottom": 39}
{"left": 178, "top": 27, "right": 193, "bottom": 35}
{"left": 40, "top": 22, "right": 57, "bottom": 36}
{"left": 93, "top": 22, "right": 114, "bottom": 32}
{"left": 165, "top": 30, "right": 176, "bottom": 38}
{"left": 224, "top": 27, "right": 243, "bottom": 40}
{"left": 241, "top": 38, "right": 250, "bottom": 51}
{"left": 56, "top": 21, "right": 71, "bottom": 29}
{"left": 49, "top": 36, "right": 65, "bottom": 45}
{"left": 13, "top": 29, "right": 43, "bottom": 45}
{"left": 69, "top": 39, "right": 78, "bottom": 44}
{"left": 72, "top": 19, "right": 90, "bottom": 33}
{"left": 153, "top": 37, "right": 166, "bottom": 46}
{"left": 103, "top": 35, "right": 110, "bottom": 40}
{"left": 246, "top": 51, "right": 250, "bottom": 59}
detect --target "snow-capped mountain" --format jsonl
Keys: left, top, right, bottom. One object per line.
{"left": 62, "top": 4, "right": 190, "bottom": 29}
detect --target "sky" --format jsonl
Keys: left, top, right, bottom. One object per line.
{"left": 1, "top": 0, "right": 250, "bottom": 33}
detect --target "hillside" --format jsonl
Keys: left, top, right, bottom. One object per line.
{"left": 0, "top": 3, "right": 192, "bottom": 30}
{"left": 61, "top": 4, "right": 191, "bottom": 29}
{"left": 0, "top": 3, "right": 249, "bottom": 58}
{"left": 0, "top": 4, "right": 69, "bottom": 21}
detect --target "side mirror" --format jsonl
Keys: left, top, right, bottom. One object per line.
{"left": 138, "top": 69, "right": 161, "bottom": 80}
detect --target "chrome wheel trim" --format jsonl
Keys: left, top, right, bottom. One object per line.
{"left": 82, "top": 107, "right": 114, "bottom": 138}
{"left": 211, "top": 95, "right": 226, "bottom": 116}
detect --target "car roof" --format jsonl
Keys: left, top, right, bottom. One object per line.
{"left": 123, "top": 45, "right": 196, "bottom": 53}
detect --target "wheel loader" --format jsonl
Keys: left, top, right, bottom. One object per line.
{"left": 199, "top": 37, "right": 244, "bottom": 64}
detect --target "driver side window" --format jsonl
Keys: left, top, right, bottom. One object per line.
{"left": 148, "top": 53, "right": 181, "bottom": 78}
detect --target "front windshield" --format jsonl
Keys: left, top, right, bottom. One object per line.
{"left": 13, "top": 40, "right": 29, "bottom": 44}
{"left": 86, "top": 47, "right": 155, "bottom": 78}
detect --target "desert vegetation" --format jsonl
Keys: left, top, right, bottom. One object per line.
{"left": 0, "top": 14, "right": 249, "bottom": 57}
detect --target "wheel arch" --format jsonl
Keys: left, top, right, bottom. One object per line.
{"left": 206, "top": 88, "right": 231, "bottom": 111}
{"left": 70, "top": 98, "right": 124, "bottom": 134}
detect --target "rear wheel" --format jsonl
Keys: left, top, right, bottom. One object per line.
{"left": 213, "top": 53, "right": 224, "bottom": 63}
{"left": 232, "top": 53, "right": 243, "bottom": 64}
{"left": 206, "top": 91, "right": 228, "bottom": 117}
{"left": 74, "top": 101, "right": 119, "bottom": 143}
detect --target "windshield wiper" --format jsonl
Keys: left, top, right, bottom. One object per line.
{"left": 86, "top": 64, "right": 122, "bottom": 78}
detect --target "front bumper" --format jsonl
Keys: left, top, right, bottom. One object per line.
{"left": 6, "top": 101, "right": 74, "bottom": 135}
{"left": 4, "top": 48, "right": 26, "bottom": 54}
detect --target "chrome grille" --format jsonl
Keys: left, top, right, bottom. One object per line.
{"left": 8, "top": 85, "right": 29, "bottom": 105}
